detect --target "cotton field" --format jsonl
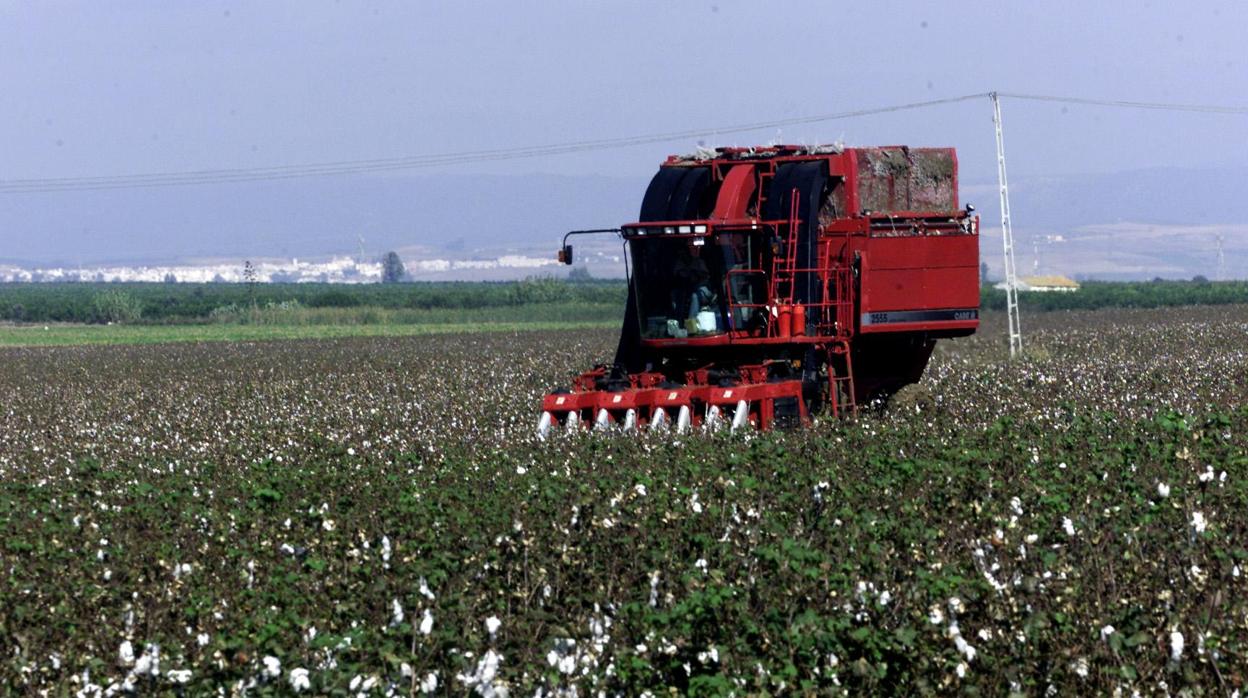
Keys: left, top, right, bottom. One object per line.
{"left": 1, "top": 305, "right": 1246, "bottom": 694}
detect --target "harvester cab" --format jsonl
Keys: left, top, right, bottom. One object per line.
{"left": 539, "top": 145, "right": 981, "bottom": 437}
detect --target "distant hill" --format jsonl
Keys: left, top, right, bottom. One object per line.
{"left": 0, "top": 172, "right": 649, "bottom": 266}
{"left": 1003, "top": 165, "right": 1248, "bottom": 228}
{"left": 2, "top": 165, "right": 1243, "bottom": 280}
{"left": 970, "top": 166, "right": 1248, "bottom": 281}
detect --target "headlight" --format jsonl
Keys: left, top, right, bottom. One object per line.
{"left": 678, "top": 225, "right": 692, "bottom": 234}
{"left": 663, "top": 226, "right": 675, "bottom": 235}
{"left": 693, "top": 224, "right": 708, "bottom": 233}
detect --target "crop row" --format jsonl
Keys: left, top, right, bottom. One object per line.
{"left": 1, "top": 305, "right": 1246, "bottom": 694}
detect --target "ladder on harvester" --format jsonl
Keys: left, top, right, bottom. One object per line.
{"left": 824, "top": 229, "right": 857, "bottom": 417}
{"left": 766, "top": 189, "right": 802, "bottom": 327}
{"left": 828, "top": 339, "right": 856, "bottom": 417}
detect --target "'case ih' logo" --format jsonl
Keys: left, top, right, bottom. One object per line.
{"left": 862, "top": 309, "right": 979, "bottom": 325}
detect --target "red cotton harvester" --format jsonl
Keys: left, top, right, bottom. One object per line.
{"left": 538, "top": 144, "right": 979, "bottom": 436}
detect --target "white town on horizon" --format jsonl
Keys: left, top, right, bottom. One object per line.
{"left": 0, "top": 253, "right": 570, "bottom": 284}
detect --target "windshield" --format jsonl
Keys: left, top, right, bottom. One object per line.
{"left": 631, "top": 233, "right": 768, "bottom": 339}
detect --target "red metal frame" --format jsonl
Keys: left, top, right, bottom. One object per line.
{"left": 540, "top": 145, "right": 979, "bottom": 434}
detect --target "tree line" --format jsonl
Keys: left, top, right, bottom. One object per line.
{"left": 3, "top": 278, "right": 1248, "bottom": 325}
{"left": 0, "top": 278, "right": 626, "bottom": 324}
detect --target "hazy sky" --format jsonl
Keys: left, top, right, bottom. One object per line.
{"left": 4, "top": 1, "right": 1245, "bottom": 184}
{"left": 1, "top": 2, "right": 1246, "bottom": 266}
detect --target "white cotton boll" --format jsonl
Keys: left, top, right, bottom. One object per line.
{"left": 167, "top": 669, "right": 192, "bottom": 684}
{"left": 948, "top": 622, "right": 976, "bottom": 662}
{"left": 419, "top": 672, "right": 438, "bottom": 693}
{"left": 697, "top": 647, "right": 719, "bottom": 664}
{"left": 1191, "top": 511, "right": 1207, "bottom": 534}
{"left": 418, "top": 577, "right": 435, "bottom": 600}
{"left": 321, "top": 519, "right": 335, "bottom": 532}
{"left": 119, "top": 641, "right": 135, "bottom": 666}
{"left": 1199, "top": 466, "right": 1214, "bottom": 483}
{"left": 485, "top": 615, "right": 502, "bottom": 638}
{"left": 456, "top": 650, "right": 502, "bottom": 693}
{"left": 694, "top": 558, "right": 708, "bottom": 573}
{"left": 1190, "top": 565, "right": 1207, "bottom": 583}
{"left": 1062, "top": 517, "right": 1076, "bottom": 537}
{"left": 955, "top": 662, "right": 967, "bottom": 678}
{"left": 928, "top": 605, "right": 944, "bottom": 625}
{"left": 288, "top": 667, "right": 311, "bottom": 692}
{"left": 1170, "top": 631, "right": 1185, "bottom": 661}
{"left": 1100, "top": 625, "right": 1116, "bottom": 642}
{"left": 196, "top": 633, "right": 210, "bottom": 647}
{"left": 390, "top": 599, "right": 405, "bottom": 627}
{"left": 262, "top": 655, "right": 281, "bottom": 678}
{"left": 1157, "top": 482, "right": 1170, "bottom": 498}
{"left": 419, "top": 609, "right": 434, "bottom": 636}
{"left": 557, "top": 653, "right": 576, "bottom": 675}
{"left": 134, "top": 644, "right": 159, "bottom": 677}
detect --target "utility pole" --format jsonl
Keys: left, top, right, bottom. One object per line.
{"left": 991, "top": 92, "right": 1023, "bottom": 358}
{"left": 1216, "top": 234, "right": 1227, "bottom": 281}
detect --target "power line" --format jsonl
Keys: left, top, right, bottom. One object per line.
{"left": 1, "top": 93, "right": 990, "bottom": 193}
{"left": 997, "top": 92, "right": 1248, "bottom": 114}
{"left": 2, "top": 90, "right": 1244, "bottom": 194}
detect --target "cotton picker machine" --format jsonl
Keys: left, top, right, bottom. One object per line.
{"left": 538, "top": 145, "right": 980, "bottom": 436}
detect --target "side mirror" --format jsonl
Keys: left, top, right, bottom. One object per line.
{"left": 557, "top": 244, "right": 573, "bottom": 265}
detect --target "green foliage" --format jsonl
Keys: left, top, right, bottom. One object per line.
{"left": 5, "top": 279, "right": 1248, "bottom": 327}
{"left": 0, "top": 279, "right": 628, "bottom": 323}
{"left": 1, "top": 306, "right": 1246, "bottom": 693}
{"left": 981, "top": 279, "right": 1248, "bottom": 311}
{"left": 380, "top": 251, "right": 406, "bottom": 284}
{"left": 90, "top": 289, "right": 143, "bottom": 324}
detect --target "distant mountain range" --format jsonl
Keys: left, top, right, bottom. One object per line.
{"left": 1, "top": 165, "right": 1243, "bottom": 280}
{"left": 988, "top": 165, "right": 1247, "bottom": 228}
